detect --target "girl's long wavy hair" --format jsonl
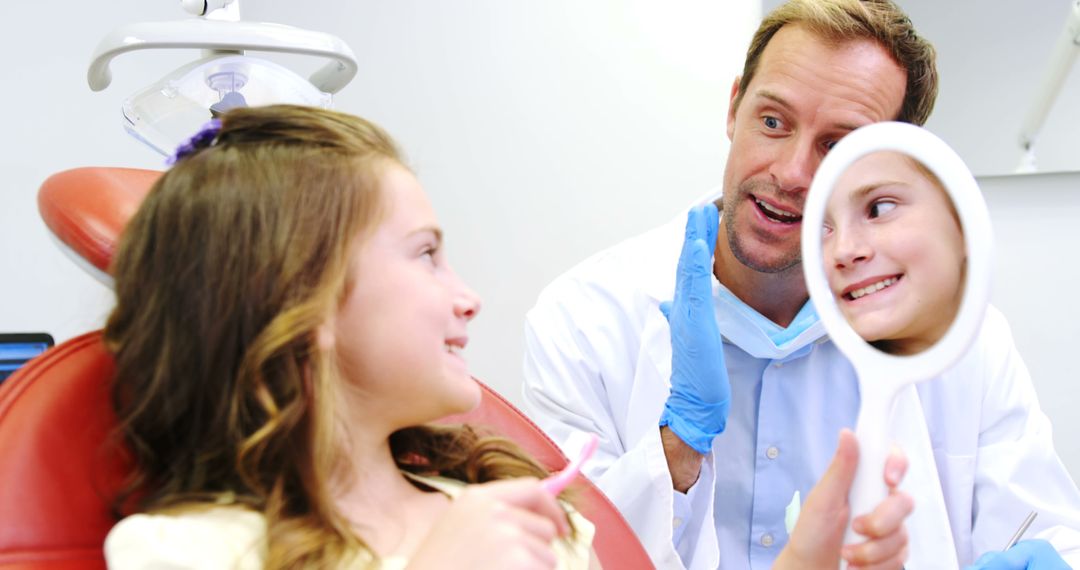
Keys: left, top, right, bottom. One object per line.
{"left": 105, "top": 105, "right": 553, "bottom": 568}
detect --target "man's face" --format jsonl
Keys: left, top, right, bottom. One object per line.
{"left": 721, "top": 24, "right": 907, "bottom": 275}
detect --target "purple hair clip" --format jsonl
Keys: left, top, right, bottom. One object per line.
{"left": 166, "top": 118, "right": 223, "bottom": 166}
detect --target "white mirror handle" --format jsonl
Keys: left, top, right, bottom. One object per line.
{"left": 802, "top": 122, "right": 990, "bottom": 567}
{"left": 88, "top": 19, "right": 358, "bottom": 94}
{"left": 842, "top": 386, "right": 896, "bottom": 553}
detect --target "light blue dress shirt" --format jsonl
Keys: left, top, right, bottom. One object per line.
{"left": 672, "top": 286, "right": 861, "bottom": 569}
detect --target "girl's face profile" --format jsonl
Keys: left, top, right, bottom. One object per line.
{"left": 330, "top": 162, "right": 483, "bottom": 429}
{"left": 823, "top": 151, "right": 965, "bottom": 355}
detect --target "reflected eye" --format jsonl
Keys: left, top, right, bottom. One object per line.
{"left": 868, "top": 200, "right": 897, "bottom": 219}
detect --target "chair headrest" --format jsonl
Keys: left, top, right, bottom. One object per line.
{"left": 38, "top": 167, "right": 160, "bottom": 284}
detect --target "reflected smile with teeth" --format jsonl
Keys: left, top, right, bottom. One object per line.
{"left": 753, "top": 196, "right": 802, "bottom": 224}
{"left": 843, "top": 276, "right": 901, "bottom": 301}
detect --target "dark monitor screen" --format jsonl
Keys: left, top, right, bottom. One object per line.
{"left": 0, "top": 333, "right": 55, "bottom": 383}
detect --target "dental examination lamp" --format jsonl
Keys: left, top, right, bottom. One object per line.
{"left": 1017, "top": 0, "right": 1080, "bottom": 172}
{"left": 88, "top": 0, "right": 358, "bottom": 156}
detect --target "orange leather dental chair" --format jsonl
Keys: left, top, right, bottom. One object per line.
{"left": 0, "top": 167, "right": 653, "bottom": 569}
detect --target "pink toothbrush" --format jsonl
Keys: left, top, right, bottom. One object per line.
{"left": 542, "top": 433, "right": 599, "bottom": 495}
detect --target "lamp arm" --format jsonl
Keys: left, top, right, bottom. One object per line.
{"left": 87, "top": 19, "right": 357, "bottom": 94}
{"left": 1018, "top": 0, "right": 1080, "bottom": 151}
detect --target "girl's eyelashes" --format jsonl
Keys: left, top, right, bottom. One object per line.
{"left": 410, "top": 228, "right": 444, "bottom": 265}
{"left": 868, "top": 198, "right": 898, "bottom": 219}
{"left": 419, "top": 243, "right": 442, "bottom": 264}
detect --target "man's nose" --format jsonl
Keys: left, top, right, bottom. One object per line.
{"left": 769, "top": 136, "right": 818, "bottom": 194}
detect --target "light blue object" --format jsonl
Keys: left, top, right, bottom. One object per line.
{"left": 696, "top": 336, "right": 857, "bottom": 569}
{"left": 659, "top": 203, "right": 731, "bottom": 455}
{"left": 713, "top": 285, "right": 819, "bottom": 348}
{"left": 784, "top": 490, "right": 801, "bottom": 534}
{"left": 965, "top": 539, "right": 1071, "bottom": 569}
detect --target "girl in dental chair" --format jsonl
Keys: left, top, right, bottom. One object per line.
{"left": 102, "top": 105, "right": 911, "bottom": 569}
{"left": 103, "top": 105, "right": 592, "bottom": 570}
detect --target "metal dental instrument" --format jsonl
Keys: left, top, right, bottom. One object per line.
{"left": 1003, "top": 511, "right": 1039, "bottom": 551}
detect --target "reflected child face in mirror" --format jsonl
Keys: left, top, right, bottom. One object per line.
{"left": 823, "top": 151, "right": 965, "bottom": 355}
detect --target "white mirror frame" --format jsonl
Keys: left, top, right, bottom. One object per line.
{"left": 803, "top": 122, "right": 993, "bottom": 565}
{"left": 802, "top": 121, "right": 994, "bottom": 384}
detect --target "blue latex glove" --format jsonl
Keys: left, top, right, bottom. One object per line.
{"left": 658, "top": 203, "right": 730, "bottom": 454}
{"left": 966, "top": 540, "right": 1072, "bottom": 570}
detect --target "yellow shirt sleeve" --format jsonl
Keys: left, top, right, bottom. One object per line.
{"left": 104, "top": 507, "right": 268, "bottom": 570}
{"left": 105, "top": 476, "right": 598, "bottom": 570}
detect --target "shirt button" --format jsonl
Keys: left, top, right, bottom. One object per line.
{"left": 761, "top": 533, "right": 775, "bottom": 547}
{"left": 766, "top": 446, "right": 780, "bottom": 459}
{"left": 673, "top": 517, "right": 683, "bottom": 528}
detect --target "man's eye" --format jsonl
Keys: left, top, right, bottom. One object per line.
{"left": 868, "top": 201, "right": 897, "bottom": 218}
{"left": 763, "top": 116, "right": 781, "bottom": 129}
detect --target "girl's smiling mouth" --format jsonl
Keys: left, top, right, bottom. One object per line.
{"left": 842, "top": 275, "right": 902, "bottom": 301}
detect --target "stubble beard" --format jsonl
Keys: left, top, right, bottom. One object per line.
{"left": 724, "top": 180, "right": 803, "bottom": 275}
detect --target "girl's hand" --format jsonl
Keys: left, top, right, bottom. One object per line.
{"left": 774, "top": 429, "right": 913, "bottom": 570}
{"left": 407, "top": 477, "right": 571, "bottom": 570}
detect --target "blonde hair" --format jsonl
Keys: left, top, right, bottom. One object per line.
{"left": 735, "top": 0, "right": 937, "bottom": 125}
{"left": 105, "top": 105, "right": 554, "bottom": 569}
{"left": 904, "top": 154, "right": 959, "bottom": 224}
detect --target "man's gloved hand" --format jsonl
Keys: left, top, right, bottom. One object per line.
{"left": 658, "top": 203, "right": 730, "bottom": 455}
{"left": 967, "top": 540, "right": 1071, "bottom": 569}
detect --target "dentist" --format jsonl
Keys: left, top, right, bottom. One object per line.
{"left": 522, "top": 0, "right": 1080, "bottom": 568}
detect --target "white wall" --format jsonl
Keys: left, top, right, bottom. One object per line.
{"left": 906, "top": 0, "right": 1080, "bottom": 176}
{"left": 1, "top": 1, "right": 759, "bottom": 406}
{"left": 2, "top": 2, "right": 189, "bottom": 344}
{"left": 901, "top": 0, "right": 1080, "bottom": 477}
{"left": 981, "top": 172, "right": 1080, "bottom": 478}
{"left": 762, "top": 0, "right": 1080, "bottom": 176}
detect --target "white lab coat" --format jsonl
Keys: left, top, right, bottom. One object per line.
{"left": 522, "top": 204, "right": 1080, "bottom": 569}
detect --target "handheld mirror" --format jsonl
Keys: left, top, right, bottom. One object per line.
{"left": 801, "top": 122, "right": 993, "bottom": 559}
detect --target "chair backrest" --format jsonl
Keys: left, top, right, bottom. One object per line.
{"left": 0, "top": 333, "right": 652, "bottom": 569}
{"left": 12, "top": 166, "right": 654, "bottom": 569}
{"left": 0, "top": 332, "right": 127, "bottom": 570}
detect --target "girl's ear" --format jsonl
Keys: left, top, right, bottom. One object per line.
{"left": 316, "top": 318, "right": 336, "bottom": 352}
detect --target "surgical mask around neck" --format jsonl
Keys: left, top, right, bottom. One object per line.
{"left": 712, "top": 282, "right": 823, "bottom": 359}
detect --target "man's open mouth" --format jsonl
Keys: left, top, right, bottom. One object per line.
{"left": 753, "top": 197, "right": 802, "bottom": 224}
